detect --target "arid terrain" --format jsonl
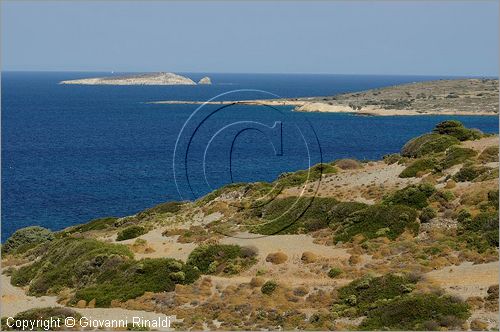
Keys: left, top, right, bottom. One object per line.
{"left": 153, "top": 79, "right": 499, "bottom": 116}
{"left": 2, "top": 120, "right": 498, "bottom": 331}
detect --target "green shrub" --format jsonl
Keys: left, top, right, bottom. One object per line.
{"left": 252, "top": 196, "right": 339, "bottom": 235}
{"left": 383, "top": 153, "right": 402, "bottom": 165}
{"left": 433, "top": 120, "right": 482, "bottom": 141}
{"left": 459, "top": 210, "right": 499, "bottom": 252}
{"left": 359, "top": 293, "right": 470, "bottom": 330}
{"left": 66, "top": 217, "right": 118, "bottom": 234}
{"left": 275, "top": 163, "right": 336, "bottom": 189}
{"left": 453, "top": 165, "right": 492, "bottom": 182}
{"left": 401, "top": 133, "right": 459, "bottom": 158}
{"left": 338, "top": 274, "right": 418, "bottom": 311}
{"left": 383, "top": 184, "right": 435, "bottom": 209}
{"left": 328, "top": 202, "right": 368, "bottom": 228}
{"left": 440, "top": 146, "right": 477, "bottom": 169}
{"left": 478, "top": 146, "right": 499, "bottom": 163}
{"left": 1, "top": 307, "right": 81, "bottom": 330}
{"left": 116, "top": 226, "right": 147, "bottom": 241}
{"left": 187, "top": 244, "right": 257, "bottom": 275}
{"left": 334, "top": 204, "right": 418, "bottom": 243}
{"left": 3, "top": 226, "right": 54, "bottom": 255}
{"left": 328, "top": 267, "right": 343, "bottom": 278}
{"left": 399, "top": 158, "right": 437, "bottom": 178}
{"left": 137, "top": 201, "right": 184, "bottom": 219}
{"left": 419, "top": 207, "right": 437, "bottom": 223}
{"left": 261, "top": 280, "right": 278, "bottom": 295}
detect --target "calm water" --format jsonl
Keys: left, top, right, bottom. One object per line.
{"left": 2, "top": 72, "right": 498, "bottom": 240}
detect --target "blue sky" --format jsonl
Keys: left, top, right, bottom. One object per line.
{"left": 2, "top": 1, "right": 498, "bottom": 76}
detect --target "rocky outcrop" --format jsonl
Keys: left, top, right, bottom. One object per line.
{"left": 59, "top": 72, "right": 197, "bottom": 85}
{"left": 198, "top": 76, "right": 212, "bottom": 85}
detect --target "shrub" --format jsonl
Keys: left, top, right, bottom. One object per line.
{"left": 301, "top": 251, "right": 318, "bottom": 264}
{"left": 252, "top": 196, "right": 338, "bottom": 235}
{"left": 399, "top": 158, "right": 437, "bottom": 178}
{"left": 266, "top": 252, "right": 288, "bottom": 265}
{"left": 453, "top": 165, "right": 492, "bottom": 182}
{"left": 187, "top": 244, "right": 257, "bottom": 275}
{"left": 67, "top": 217, "right": 118, "bottom": 234}
{"left": 3, "top": 226, "right": 54, "bottom": 255}
{"left": 328, "top": 267, "right": 343, "bottom": 278}
{"left": 116, "top": 226, "right": 146, "bottom": 241}
{"left": 9, "top": 238, "right": 199, "bottom": 307}
{"left": 478, "top": 146, "right": 499, "bottom": 163}
{"left": 261, "top": 280, "right": 278, "bottom": 295}
{"left": 338, "top": 274, "right": 418, "bottom": 311}
{"left": 359, "top": 293, "right": 470, "bottom": 330}
{"left": 334, "top": 159, "right": 362, "bottom": 170}
{"left": 383, "top": 184, "right": 435, "bottom": 209}
{"left": 328, "top": 202, "right": 368, "bottom": 228}
{"left": 440, "top": 146, "right": 477, "bottom": 169}
{"left": 137, "top": 201, "right": 184, "bottom": 219}
{"left": 334, "top": 204, "right": 418, "bottom": 243}
{"left": 275, "top": 163, "right": 336, "bottom": 189}
{"left": 420, "top": 207, "right": 437, "bottom": 223}
{"left": 383, "top": 153, "right": 402, "bottom": 165}
{"left": 401, "top": 133, "right": 459, "bottom": 158}
{"left": 433, "top": 120, "right": 482, "bottom": 141}
{"left": 458, "top": 210, "right": 499, "bottom": 252}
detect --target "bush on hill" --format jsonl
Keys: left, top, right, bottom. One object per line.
{"left": 3, "top": 226, "right": 54, "bottom": 255}
{"left": 401, "top": 133, "right": 459, "bottom": 158}
{"left": 383, "top": 184, "right": 435, "bottom": 209}
{"left": 453, "top": 165, "right": 492, "bottom": 182}
{"left": 440, "top": 146, "right": 477, "bottom": 169}
{"left": 399, "top": 158, "right": 437, "bottom": 178}
{"left": 433, "top": 120, "right": 482, "bottom": 141}
{"left": 187, "top": 244, "right": 257, "bottom": 275}
{"left": 478, "top": 146, "right": 499, "bottom": 163}
{"left": 116, "top": 225, "right": 147, "bottom": 241}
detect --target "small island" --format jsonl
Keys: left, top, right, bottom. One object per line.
{"left": 59, "top": 72, "right": 211, "bottom": 86}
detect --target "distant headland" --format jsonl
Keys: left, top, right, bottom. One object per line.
{"left": 59, "top": 72, "right": 212, "bottom": 86}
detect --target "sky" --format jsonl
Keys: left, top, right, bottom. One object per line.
{"left": 1, "top": 1, "right": 498, "bottom": 76}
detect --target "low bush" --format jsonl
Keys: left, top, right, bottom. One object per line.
{"left": 334, "top": 159, "right": 362, "bottom": 170}
{"left": 359, "top": 293, "right": 470, "bottom": 330}
{"left": 338, "top": 274, "right": 418, "bottom": 312}
{"left": 276, "top": 163, "right": 337, "bottom": 189}
{"left": 66, "top": 217, "right": 118, "bottom": 234}
{"left": 383, "top": 184, "right": 435, "bottom": 209}
{"left": 458, "top": 210, "right": 499, "bottom": 252}
{"left": 334, "top": 204, "right": 418, "bottom": 243}
{"left": 440, "top": 146, "right": 477, "bottom": 169}
{"left": 401, "top": 133, "right": 459, "bottom": 158}
{"left": 137, "top": 201, "right": 184, "bottom": 219}
{"left": 328, "top": 202, "right": 368, "bottom": 228}
{"left": 266, "top": 252, "right": 288, "bottom": 265}
{"left": 116, "top": 226, "right": 146, "bottom": 241}
{"left": 2, "top": 226, "right": 54, "bottom": 255}
{"left": 478, "top": 146, "right": 499, "bottom": 163}
{"left": 261, "top": 280, "right": 278, "bottom": 295}
{"left": 453, "top": 165, "right": 492, "bottom": 182}
{"left": 187, "top": 244, "right": 257, "bottom": 275}
{"left": 383, "top": 153, "right": 402, "bottom": 165}
{"left": 419, "top": 207, "right": 437, "bottom": 223}
{"left": 399, "top": 158, "right": 437, "bottom": 178}
{"left": 433, "top": 120, "right": 482, "bottom": 141}
{"left": 327, "top": 267, "right": 343, "bottom": 278}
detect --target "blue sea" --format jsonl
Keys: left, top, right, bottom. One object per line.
{"left": 2, "top": 72, "right": 498, "bottom": 241}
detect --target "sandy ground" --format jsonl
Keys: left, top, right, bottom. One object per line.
{"left": 462, "top": 136, "right": 499, "bottom": 153}
{"left": 1, "top": 275, "right": 174, "bottom": 330}
{"left": 282, "top": 161, "right": 417, "bottom": 203}
{"left": 425, "top": 261, "right": 499, "bottom": 299}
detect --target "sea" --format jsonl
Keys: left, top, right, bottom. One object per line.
{"left": 2, "top": 72, "right": 498, "bottom": 241}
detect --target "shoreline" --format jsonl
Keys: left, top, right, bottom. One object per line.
{"left": 148, "top": 99, "right": 499, "bottom": 116}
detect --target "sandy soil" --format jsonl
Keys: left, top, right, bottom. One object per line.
{"left": 425, "top": 261, "right": 499, "bottom": 299}
{"left": 282, "top": 161, "right": 417, "bottom": 203}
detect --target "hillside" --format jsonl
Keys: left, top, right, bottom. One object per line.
{"left": 2, "top": 121, "right": 499, "bottom": 331}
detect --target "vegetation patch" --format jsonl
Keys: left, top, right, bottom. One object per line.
{"left": 401, "top": 133, "right": 459, "bottom": 158}
{"left": 334, "top": 159, "right": 362, "bottom": 170}
{"left": 334, "top": 204, "right": 418, "bottom": 243}
{"left": 137, "top": 201, "right": 184, "bottom": 219}
{"left": 453, "top": 165, "right": 493, "bottom": 182}
{"left": 2, "top": 226, "right": 54, "bottom": 255}
{"left": 440, "top": 146, "right": 477, "bottom": 169}
{"left": 10, "top": 237, "right": 198, "bottom": 307}
{"left": 275, "top": 163, "right": 337, "bottom": 189}
{"left": 187, "top": 244, "right": 257, "bottom": 275}
{"left": 458, "top": 210, "right": 499, "bottom": 252}
{"left": 383, "top": 184, "right": 435, "bottom": 209}
{"left": 261, "top": 280, "right": 278, "bottom": 295}
{"left": 116, "top": 225, "right": 147, "bottom": 241}
{"left": 478, "top": 146, "right": 499, "bottom": 163}
{"left": 433, "top": 120, "right": 483, "bottom": 141}
{"left": 359, "top": 293, "right": 470, "bottom": 330}
{"left": 66, "top": 217, "right": 118, "bottom": 234}
{"left": 399, "top": 158, "right": 437, "bottom": 178}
